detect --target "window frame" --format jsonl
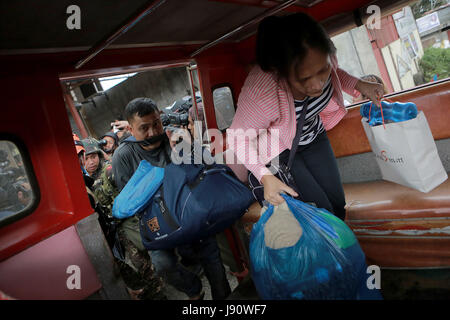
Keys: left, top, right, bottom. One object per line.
{"left": 0, "top": 133, "right": 41, "bottom": 228}
{"left": 211, "top": 83, "right": 237, "bottom": 132}
{"left": 345, "top": 77, "right": 450, "bottom": 109}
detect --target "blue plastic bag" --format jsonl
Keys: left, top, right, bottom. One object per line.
{"left": 360, "top": 101, "right": 418, "bottom": 126}
{"left": 250, "top": 195, "right": 382, "bottom": 300}
{"left": 112, "top": 160, "right": 164, "bottom": 219}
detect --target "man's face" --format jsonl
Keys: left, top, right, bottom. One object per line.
{"left": 85, "top": 153, "right": 100, "bottom": 175}
{"left": 103, "top": 136, "right": 116, "bottom": 153}
{"left": 129, "top": 112, "right": 164, "bottom": 151}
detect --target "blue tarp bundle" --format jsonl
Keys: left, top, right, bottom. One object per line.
{"left": 112, "top": 160, "right": 164, "bottom": 219}
{"left": 250, "top": 195, "right": 383, "bottom": 300}
{"left": 360, "top": 101, "right": 418, "bottom": 126}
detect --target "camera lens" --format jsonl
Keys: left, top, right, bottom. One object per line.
{"left": 98, "top": 139, "right": 107, "bottom": 147}
{"left": 168, "top": 112, "right": 189, "bottom": 127}
{"left": 179, "top": 113, "right": 189, "bottom": 126}
{"left": 160, "top": 113, "right": 170, "bottom": 127}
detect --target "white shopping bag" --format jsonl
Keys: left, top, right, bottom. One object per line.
{"left": 362, "top": 111, "right": 448, "bottom": 193}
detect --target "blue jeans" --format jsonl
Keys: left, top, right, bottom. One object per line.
{"left": 149, "top": 236, "right": 231, "bottom": 299}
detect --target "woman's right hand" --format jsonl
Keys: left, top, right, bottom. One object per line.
{"left": 261, "top": 174, "right": 298, "bottom": 206}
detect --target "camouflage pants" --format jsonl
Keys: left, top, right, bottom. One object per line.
{"left": 117, "top": 216, "right": 166, "bottom": 300}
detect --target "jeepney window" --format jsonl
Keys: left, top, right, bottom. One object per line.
{"left": 213, "top": 86, "right": 235, "bottom": 131}
{"left": 331, "top": 1, "right": 449, "bottom": 106}
{"left": 0, "top": 141, "right": 36, "bottom": 226}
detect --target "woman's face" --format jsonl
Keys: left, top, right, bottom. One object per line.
{"left": 287, "top": 47, "right": 332, "bottom": 99}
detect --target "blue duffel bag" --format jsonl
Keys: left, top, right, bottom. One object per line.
{"left": 138, "top": 163, "right": 255, "bottom": 250}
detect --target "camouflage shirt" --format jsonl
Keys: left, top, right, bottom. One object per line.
{"left": 92, "top": 161, "right": 120, "bottom": 218}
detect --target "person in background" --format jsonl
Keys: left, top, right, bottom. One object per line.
{"left": 80, "top": 137, "right": 110, "bottom": 218}
{"left": 73, "top": 133, "right": 87, "bottom": 172}
{"left": 72, "top": 134, "right": 96, "bottom": 207}
{"left": 82, "top": 138, "right": 108, "bottom": 180}
{"left": 109, "top": 119, "right": 133, "bottom": 144}
{"left": 80, "top": 135, "right": 166, "bottom": 300}
{"left": 112, "top": 97, "right": 231, "bottom": 300}
{"left": 111, "top": 119, "right": 131, "bottom": 141}
{"left": 100, "top": 131, "right": 119, "bottom": 161}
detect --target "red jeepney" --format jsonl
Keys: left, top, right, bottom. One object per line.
{"left": 1, "top": 0, "right": 449, "bottom": 299}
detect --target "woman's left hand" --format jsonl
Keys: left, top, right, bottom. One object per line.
{"left": 355, "top": 79, "right": 384, "bottom": 106}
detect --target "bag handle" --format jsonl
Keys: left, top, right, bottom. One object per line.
{"left": 368, "top": 100, "right": 386, "bottom": 129}
{"left": 368, "top": 94, "right": 399, "bottom": 130}
{"left": 186, "top": 163, "right": 220, "bottom": 190}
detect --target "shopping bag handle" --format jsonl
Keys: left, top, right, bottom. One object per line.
{"left": 368, "top": 95, "right": 401, "bottom": 129}
{"left": 368, "top": 96, "right": 412, "bottom": 129}
{"left": 368, "top": 98, "right": 386, "bottom": 129}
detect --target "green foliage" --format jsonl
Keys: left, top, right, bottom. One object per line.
{"left": 411, "top": 0, "right": 446, "bottom": 19}
{"left": 419, "top": 47, "right": 450, "bottom": 82}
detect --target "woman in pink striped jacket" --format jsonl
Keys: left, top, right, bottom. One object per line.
{"left": 227, "top": 13, "right": 383, "bottom": 219}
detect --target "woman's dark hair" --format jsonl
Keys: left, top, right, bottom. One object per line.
{"left": 256, "top": 12, "right": 336, "bottom": 79}
{"left": 124, "top": 97, "right": 159, "bottom": 123}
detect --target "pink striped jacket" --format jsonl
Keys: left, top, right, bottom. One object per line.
{"left": 227, "top": 55, "right": 360, "bottom": 182}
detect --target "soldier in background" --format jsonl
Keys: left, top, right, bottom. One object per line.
{"left": 81, "top": 137, "right": 108, "bottom": 180}
{"left": 83, "top": 137, "right": 166, "bottom": 300}
{"left": 79, "top": 137, "right": 117, "bottom": 246}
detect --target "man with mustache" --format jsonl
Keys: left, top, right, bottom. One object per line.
{"left": 112, "top": 97, "right": 231, "bottom": 300}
